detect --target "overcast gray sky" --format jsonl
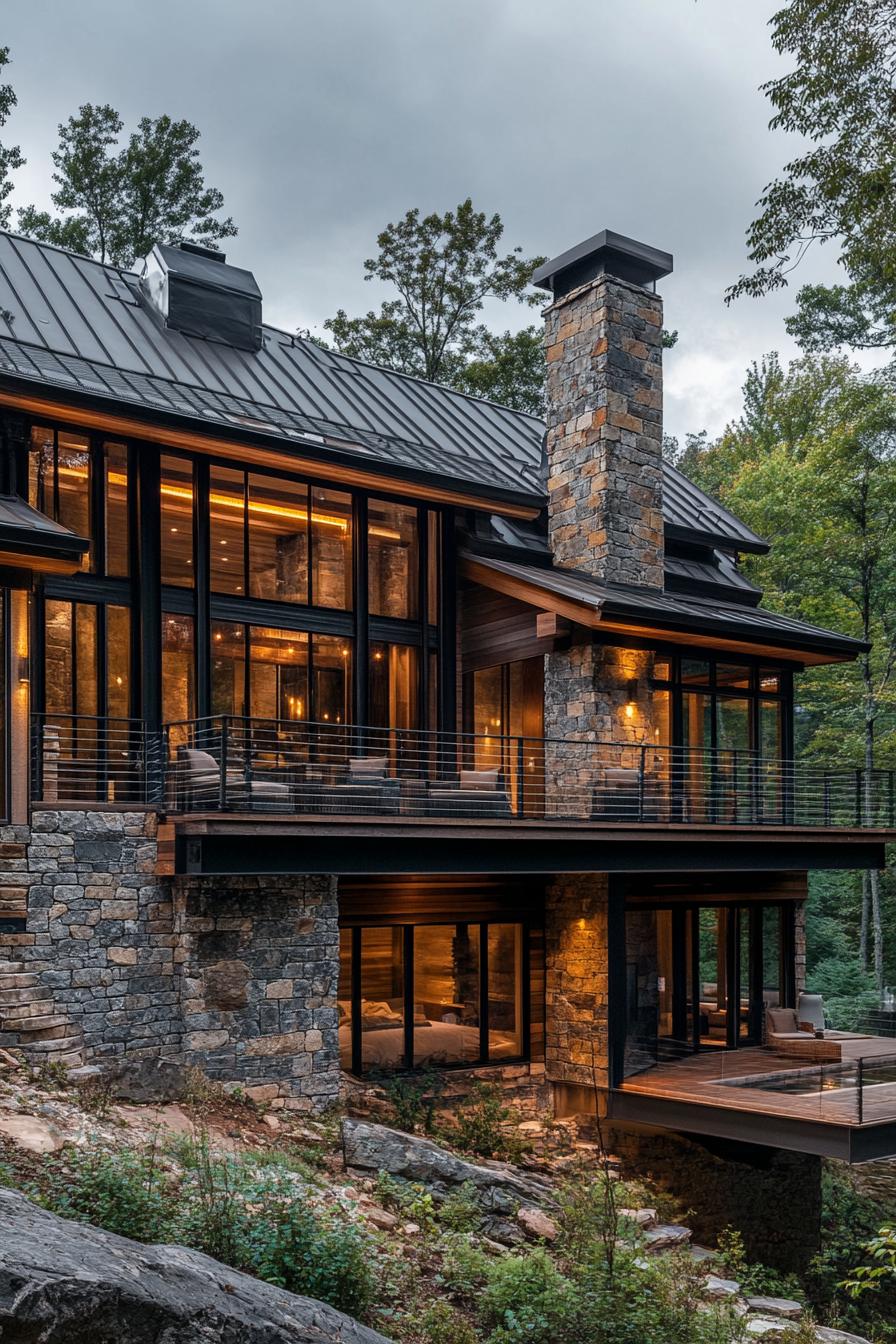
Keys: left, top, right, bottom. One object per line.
{"left": 2, "top": 1, "right": 879, "bottom": 444}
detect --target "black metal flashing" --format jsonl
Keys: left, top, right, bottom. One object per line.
{"left": 0, "top": 491, "right": 89, "bottom": 567}
{"left": 532, "top": 229, "right": 673, "bottom": 298}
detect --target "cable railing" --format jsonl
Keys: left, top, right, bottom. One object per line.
{"left": 620, "top": 1030, "right": 896, "bottom": 1126}
{"left": 31, "top": 714, "right": 162, "bottom": 807}
{"left": 154, "top": 714, "right": 896, "bottom": 828}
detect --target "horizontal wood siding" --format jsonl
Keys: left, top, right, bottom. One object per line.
{"left": 338, "top": 875, "right": 545, "bottom": 925}
{"left": 460, "top": 583, "right": 557, "bottom": 672}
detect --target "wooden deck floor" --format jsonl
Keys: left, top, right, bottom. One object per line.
{"left": 619, "top": 1041, "right": 896, "bottom": 1128}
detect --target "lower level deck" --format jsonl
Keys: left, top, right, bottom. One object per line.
{"left": 611, "top": 1042, "right": 896, "bottom": 1162}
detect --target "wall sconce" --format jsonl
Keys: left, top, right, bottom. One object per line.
{"left": 625, "top": 678, "right": 638, "bottom": 718}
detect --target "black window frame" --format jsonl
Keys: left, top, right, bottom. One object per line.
{"left": 649, "top": 651, "right": 794, "bottom": 762}
{"left": 340, "top": 919, "right": 531, "bottom": 1076}
{"left": 23, "top": 420, "right": 450, "bottom": 737}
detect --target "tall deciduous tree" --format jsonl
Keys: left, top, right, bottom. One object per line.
{"left": 727, "top": 0, "right": 896, "bottom": 351}
{"left": 18, "top": 104, "right": 236, "bottom": 267}
{"left": 682, "top": 356, "right": 896, "bottom": 990}
{"left": 321, "top": 200, "right": 546, "bottom": 410}
{"left": 0, "top": 46, "right": 23, "bottom": 230}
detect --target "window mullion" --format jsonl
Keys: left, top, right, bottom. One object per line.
{"left": 403, "top": 925, "right": 414, "bottom": 1070}
{"left": 480, "top": 923, "right": 489, "bottom": 1064}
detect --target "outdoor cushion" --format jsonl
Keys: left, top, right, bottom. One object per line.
{"left": 798, "top": 992, "right": 825, "bottom": 1032}
{"left": 767, "top": 1006, "right": 800, "bottom": 1035}
{"left": 349, "top": 755, "right": 389, "bottom": 777}
{"left": 459, "top": 768, "right": 500, "bottom": 791}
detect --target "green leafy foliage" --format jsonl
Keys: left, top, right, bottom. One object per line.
{"left": 377, "top": 1066, "right": 443, "bottom": 1133}
{"left": 0, "top": 47, "right": 23, "bottom": 229}
{"left": 18, "top": 104, "right": 236, "bottom": 266}
{"left": 716, "top": 1226, "right": 804, "bottom": 1301}
{"left": 843, "top": 1225, "right": 896, "bottom": 1297}
{"left": 38, "top": 1145, "right": 173, "bottom": 1244}
{"left": 447, "top": 1082, "right": 527, "bottom": 1161}
{"left": 728, "top": 0, "right": 896, "bottom": 351}
{"left": 320, "top": 199, "right": 546, "bottom": 412}
{"left": 675, "top": 352, "right": 896, "bottom": 987}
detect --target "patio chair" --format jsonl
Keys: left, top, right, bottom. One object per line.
{"left": 425, "top": 766, "right": 512, "bottom": 818}
{"left": 294, "top": 755, "right": 401, "bottom": 816}
{"left": 175, "top": 746, "right": 292, "bottom": 810}
{"left": 591, "top": 766, "right": 661, "bottom": 821}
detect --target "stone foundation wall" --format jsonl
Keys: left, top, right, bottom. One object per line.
{"left": 610, "top": 1127, "right": 823, "bottom": 1275}
{"left": 544, "top": 875, "right": 609, "bottom": 1093}
{"left": 176, "top": 874, "right": 339, "bottom": 1112}
{"left": 0, "top": 811, "right": 341, "bottom": 1111}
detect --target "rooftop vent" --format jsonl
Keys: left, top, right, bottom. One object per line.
{"left": 139, "top": 241, "right": 263, "bottom": 352}
{"left": 532, "top": 229, "right": 673, "bottom": 299}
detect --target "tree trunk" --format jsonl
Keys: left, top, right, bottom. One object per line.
{"left": 859, "top": 870, "right": 870, "bottom": 973}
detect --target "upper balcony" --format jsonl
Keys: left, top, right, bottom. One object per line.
{"left": 29, "top": 714, "right": 896, "bottom": 876}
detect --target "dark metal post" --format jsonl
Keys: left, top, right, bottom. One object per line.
{"left": 517, "top": 736, "right": 525, "bottom": 817}
{"left": 219, "top": 717, "right": 229, "bottom": 811}
{"left": 638, "top": 743, "right": 646, "bottom": 822}
{"left": 858, "top": 1055, "right": 864, "bottom": 1124}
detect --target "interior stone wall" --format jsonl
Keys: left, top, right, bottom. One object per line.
{"left": 544, "top": 874, "right": 609, "bottom": 1098}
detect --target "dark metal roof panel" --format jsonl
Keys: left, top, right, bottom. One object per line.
{"left": 0, "top": 231, "right": 545, "bottom": 504}
{"left": 463, "top": 552, "right": 868, "bottom": 658}
{"left": 0, "top": 231, "right": 769, "bottom": 550}
{"left": 663, "top": 552, "right": 763, "bottom": 605}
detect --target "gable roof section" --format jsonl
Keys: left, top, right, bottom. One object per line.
{"left": 461, "top": 552, "right": 867, "bottom": 665}
{"left": 0, "top": 232, "right": 768, "bottom": 551}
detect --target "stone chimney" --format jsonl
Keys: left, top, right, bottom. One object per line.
{"left": 533, "top": 230, "right": 672, "bottom": 590}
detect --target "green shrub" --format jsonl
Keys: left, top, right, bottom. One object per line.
{"left": 716, "top": 1226, "right": 804, "bottom": 1301}
{"left": 437, "top": 1180, "right": 481, "bottom": 1234}
{"left": 175, "top": 1139, "right": 249, "bottom": 1266}
{"left": 400, "top": 1300, "right": 478, "bottom": 1344}
{"left": 242, "top": 1172, "right": 373, "bottom": 1318}
{"left": 449, "top": 1083, "right": 526, "bottom": 1162}
{"left": 481, "top": 1248, "right": 578, "bottom": 1344}
{"left": 39, "top": 1146, "right": 174, "bottom": 1243}
{"left": 377, "top": 1068, "right": 444, "bottom": 1133}
{"left": 576, "top": 1251, "right": 744, "bottom": 1344}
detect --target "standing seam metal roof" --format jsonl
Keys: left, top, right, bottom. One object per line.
{"left": 0, "top": 230, "right": 765, "bottom": 552}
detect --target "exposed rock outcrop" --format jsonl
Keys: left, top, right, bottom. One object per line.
{"left": 341, "top": 1118, "right": 555, "bottom": 1215}
{"left": 0, "top": 1188, "right": 393, "bottom": 1344}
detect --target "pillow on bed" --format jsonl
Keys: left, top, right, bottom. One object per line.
{"left": 360, "top": 999, "right": 402, "bottom": 1022}
{"left": 337, "top": 999, "right": 352, "bottom": 1024}
{"left": 361, "top": 1017, "right": 404, "bottom": 1032}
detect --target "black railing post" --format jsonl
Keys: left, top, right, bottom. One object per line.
{"left": 219, "top": 717, "right": 230, "bottom": 811}
{"left": 158, "top": 724, "right": 170, "bottom": 809}
{"left": 31, "top": 714, "right": 42, "bottom": 804}
{"left": 517, "top": 736, "right": 525, "bottom": 817}
{"left": 638, "top": 743, "right": 646, "bottom": 822}
{"left": 858, "top": 1055, "right": 864, "bottom": 1124}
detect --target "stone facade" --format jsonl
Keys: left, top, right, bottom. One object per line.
{"left": 544, "top": 272, "right": 664, "bottom": 589}
{"left": 176, "top": 874, "right": 339, "bottom": 1111}
{"left": 544, "top": 875, "right": 609, "bottom": 1097}
{"left": 0, "top": 811, "right": 340, "bottom": 1111}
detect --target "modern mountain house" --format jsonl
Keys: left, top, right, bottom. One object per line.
{"left": 0, "top": 226, "right": 894, "bottom": 1194}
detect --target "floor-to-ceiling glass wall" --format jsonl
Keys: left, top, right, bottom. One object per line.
{"left": 622, "top": 898, "right": 793, "bottom": 1077}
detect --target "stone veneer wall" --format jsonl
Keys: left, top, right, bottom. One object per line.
{"left": 0, "top": 811, "right": 341, "bottom": 1111}
{"left": 544, "top": 273, "right": 664, "bottom": 589}
{"left": 544, "top": 875, "right": 609, "bottom": 1098}
{"left": 176, "top": 874, "right": 339, "bottom": 1111}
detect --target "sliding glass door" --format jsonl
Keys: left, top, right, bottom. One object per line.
{"left": 623, "top": 901, "right": 792, "bottom": 1076}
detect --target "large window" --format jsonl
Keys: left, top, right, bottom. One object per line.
{"left": 29, "top": 427, "right": 131, "bottom": 576}
{"left": 464, "top": 657, "right": 544, "bottom": 812}
{"left": 339, "top": 921, "right": 527, "bottom": 1074}
{"left": 27, "top": 422, "right": 444, "bottom": 748}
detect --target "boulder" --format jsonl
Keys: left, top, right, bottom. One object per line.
{"left": 704, "top": 1275, "right": 741, "bottom": 1298}
{"left": 746, "top": 1296, "right": 803, "bottom": 1320}
{"left": 341, "top": 1119, "right": 555, "bottom": 1215}
{"left": 642, "top": 1223, "right": 692, "bottom": 1251}
{"left": 0, "top": 1187, "right": 393, "bottom": 1344}
{"left": 0, "top": 1114, "right": 64, "bottom": 1154}
{"left": 517, "top": 1206, "right": 558, "bottom": 1241}
{"left": 814, "top": 1330, "right": 873, "bottom": 1344}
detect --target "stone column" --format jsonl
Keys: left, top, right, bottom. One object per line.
{"left": 544, "top": 874, "right": 609, "bottom": 1105}
{"left": 544, "top": 272, "right": 664, "bottom": 589}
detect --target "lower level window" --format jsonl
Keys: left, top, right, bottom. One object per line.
{"left": 338, "top": 921, "right": 526, "bottom": 1073}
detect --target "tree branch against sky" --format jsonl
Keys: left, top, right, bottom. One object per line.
{"left": 17, "top": 103, "right": 236, "bottom": 267}
{"left": 727, "top": 0, "right": 896, "bottom": 351}
{"left": 0, "top": 46, "right": 23, "bottom": 230}
{"left": 321, "top": 200, "right": 547, "bottom": 412}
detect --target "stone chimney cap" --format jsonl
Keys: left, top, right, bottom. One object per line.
{"left": 532, "top": 229, "right": 673, "bottom": 299}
